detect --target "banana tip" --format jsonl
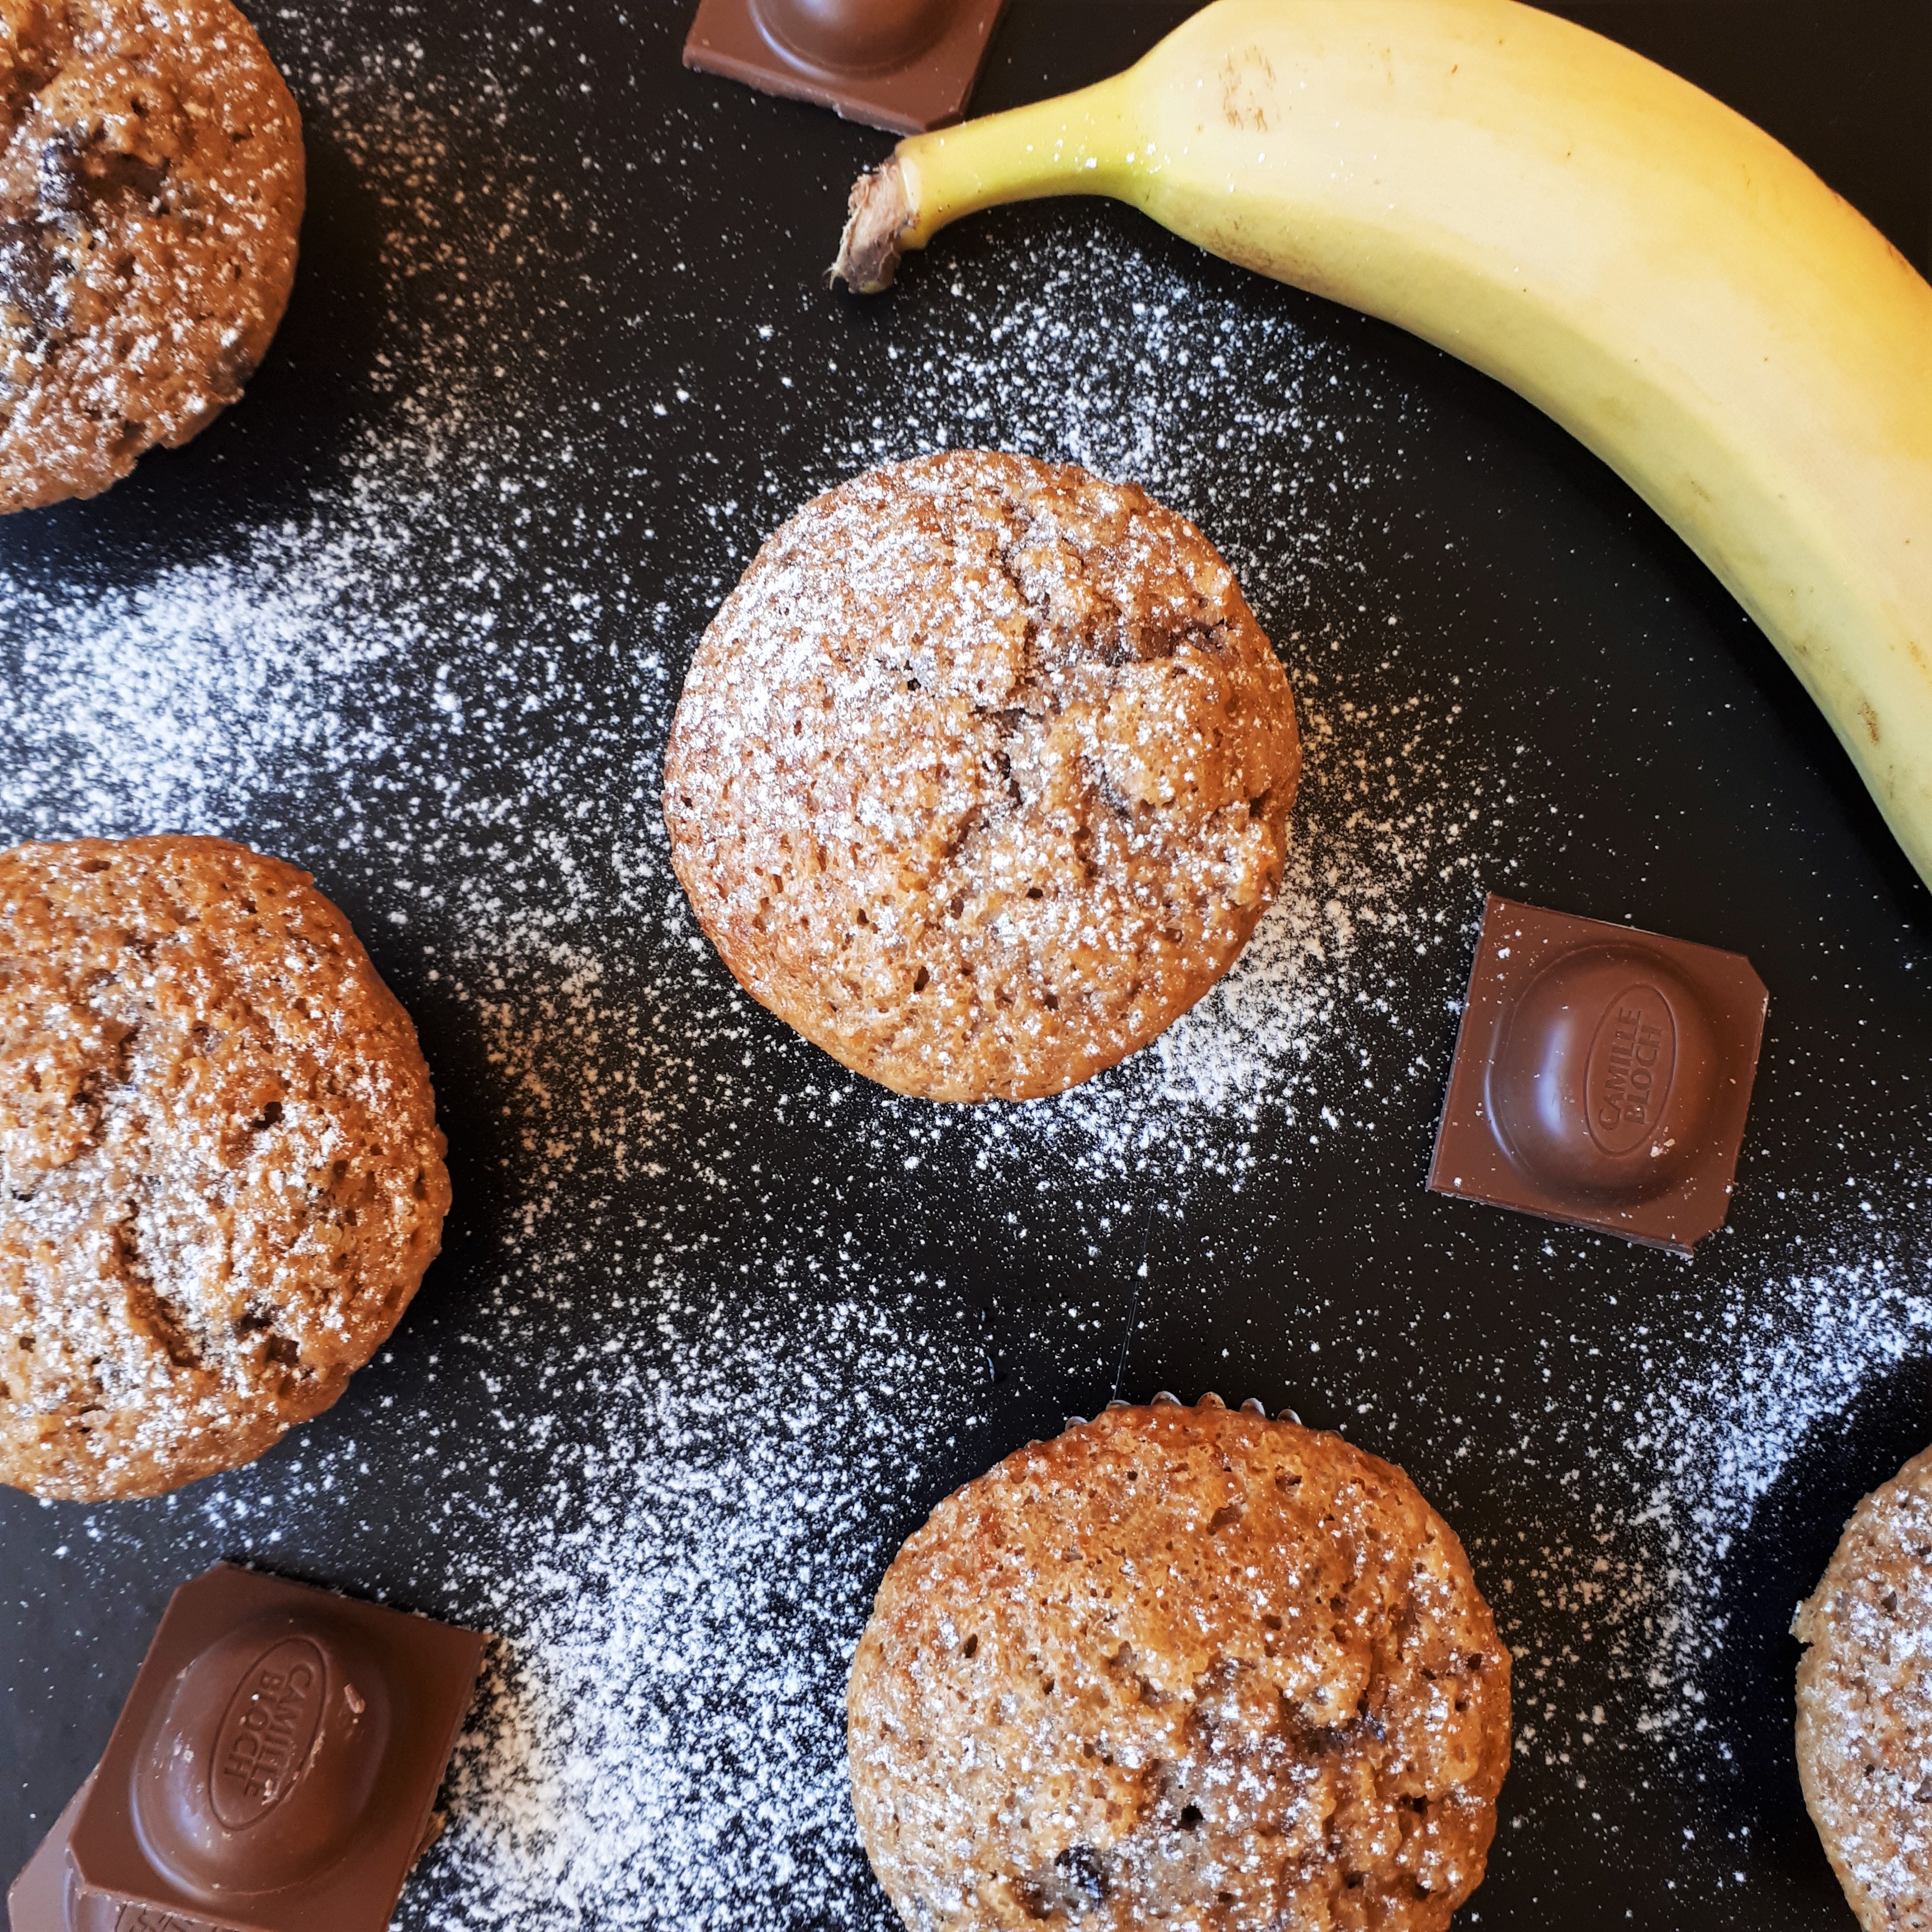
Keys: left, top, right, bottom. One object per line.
{"left": 830, "top": 159, "right": 912, "bottom": 294}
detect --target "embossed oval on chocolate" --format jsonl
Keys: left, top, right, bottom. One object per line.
{"left": 1488, "top": 943, "right": 1719, "bottom": 1201}
{"left": 136, "top": 1613, "right": 391, "bottom": 1897}
{"left": 1584, "top": 983, "right": 1677, "bottom": 1157}
{"left": 209, "top": 1637, "right": 328, "bottom": 1828}
{"left": 752, "top": 0, "right": 953, "bottom": 74}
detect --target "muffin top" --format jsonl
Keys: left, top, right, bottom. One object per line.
{"left": 662, "top": 451, "right": 1300, "bottom": 1102}
{"left": 0, "top": 0, "right": 305, "bottom": 513}
{"left": 0, "top": 836, "right": 448, "bottom": 1500}
{"left": 847, "top": 1399, "right": 1510, "bottom": 1932}
{"left": 1796, "top": 1443, "right": 1932, "bottom": 1932}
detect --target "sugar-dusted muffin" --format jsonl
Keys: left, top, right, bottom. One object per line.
{"left": 1795, "top": 1444, "right": 1932, "bottom": 1930}
{"left": 0, "top": 0, "right": 305, "bottom": 514}
{"left": 0, "top": 836, "right": 449, "bottom": 1500}
{"left": 662, "top": 451, "right": 1300, "bottom": 1102}
{"left": 847, "top": 1398, "right": 1510, "bottom": 1931}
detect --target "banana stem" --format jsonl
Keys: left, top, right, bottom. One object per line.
{"left": 833, "top": 75, "right": 1141, "bottom": 291}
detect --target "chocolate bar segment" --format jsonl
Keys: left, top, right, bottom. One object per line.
{"left": 684, "top": 0, "right": 1008, "bottom": 136}
{"left": 7, "top": 1565, "right": 484, "bottom": 1932}
{"left": 1428, "top": 893, "right": 1769, "bottom": 1253}
{"left": 6, "top": 1776, "right": 87, "bottom": 1932}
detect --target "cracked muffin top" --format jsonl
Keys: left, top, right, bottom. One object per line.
{"left": 0, "top": 0, "right": 304, "bottom": 514}
{"left": 847, "top": 1400, "right": 1510, "bottom": 1932}
{"left": 661, "top": 451, "right": 1300, "bottom": 1102}
{"left": 1796, "top": 1443, "right": 1932, "bottom": 1932}
{"left": 0, "top": 836, "right": 448, "bottom": 1500}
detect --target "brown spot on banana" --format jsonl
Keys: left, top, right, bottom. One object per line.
{"left": 1219, "top": 47, "right": 1275, "bottom": 132}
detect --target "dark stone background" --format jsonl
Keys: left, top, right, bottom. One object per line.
{"left": 2, "top": 3, "right": 1928, "bottom": 1926}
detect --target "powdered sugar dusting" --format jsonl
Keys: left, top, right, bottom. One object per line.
{"left": 1608, "top": 1211, "right": 1932, "bottom": 1743}
{"left": 1, "top": 7, "right": 1928, "bottom": 1926}
{"left": 414, "top": 1289, "right": 989, "bottom": 1930}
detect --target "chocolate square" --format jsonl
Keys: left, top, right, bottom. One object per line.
{"left": 6, "top": 1775, "right": 88, "bottom": 1932}
{"left": 1428, "top": 894, "right": 1769, "bottom": 1254}
{"left": 683, "top": 0, "right": 1008, "bottom": 136}
{"left": 7, "top": 1565, "right": 485, "bottom": 1932}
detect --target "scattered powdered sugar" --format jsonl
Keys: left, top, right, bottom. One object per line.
{"left": 2, "top": 8, "right": 1928, "bottom": 1925}
{"left": 0, "top": 84, "right": 1528, "bottom": 1206}
{"left": 1459, "top": 1185, "right": 1932, "bottom": 1876}
{"left": 410, "top": 1284, "right": 986, "bottom": 1931}
{"left": 1060, "top": 676, "right": 1500, "bottom": 1169}
{"left": 1612, "top": 1207, "right": 1932, "bottom": 1741}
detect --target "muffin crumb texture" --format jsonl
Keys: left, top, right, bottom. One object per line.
{"left": 663, "top": 451, "right": 1300, "bottom": 1102}
{"left": 1796, "top": 1443, "right": 1932, "bottom": 1932}
{"left": 847, "top": 1401, "right": 1510, "bottom": 1932}
{"left": 0, "top": 835, "right": 448, "bottom": 1500}
{"left": 0, "top": 0, "right": 305, "bottom": 513}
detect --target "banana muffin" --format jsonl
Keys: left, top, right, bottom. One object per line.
{"left": 662, "top": 451, "right": 1300, "bottom": 1102}
{"left": 0, "top": 0, "right": 305, "bottom": 514}
{"left": 847, "top": 1398, "right": 1510, "bottom": 1931}
{"left": 1796, "top": 1443, "right": 1932, "bottom": 1931}
{"left": 0, "top": 836, "right": 448, "bottom": 1500}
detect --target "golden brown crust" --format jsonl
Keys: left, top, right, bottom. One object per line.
{"left": 0, "top": 835, "right": 448, "bottom": 1500}
{"left": 662, "top": 451, "right": 1300, "bottom": 1103}
{"left": 847, "top": 1401, "right": 1510, "bottom": 1932}
{"left": 1795, "top": 1443, "right": 1932, "bottom": 1931}
{"left": 0, "top": 0, "right": 305, "bottom": 514}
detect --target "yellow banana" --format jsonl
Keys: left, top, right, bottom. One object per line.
{"left": 834, "top": 0, "right": 1932, "bottom": 897}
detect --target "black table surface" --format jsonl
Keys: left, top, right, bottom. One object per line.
{"left": 2, "top": 2, "right": 1930, "bottom": 1928}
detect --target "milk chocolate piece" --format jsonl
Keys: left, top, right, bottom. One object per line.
{"left": 1428, "top": 894, "right": 1768, "bottom": 1253}
{"left": 7, "top": 1565, "right": 485, "bottom": 1932}
{"left": 684, "top": 0, "right": 1008, "bottom": 136}
{"left": 4, "top": 1779, "right": 86, "bottom": 1932}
